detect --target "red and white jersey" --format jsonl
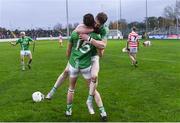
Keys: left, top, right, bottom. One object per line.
{"left": 128, "top": 31, "right": 139, "bottom": 47}
{"left": 59, "top": 35, "right": 62, "bottom": 40}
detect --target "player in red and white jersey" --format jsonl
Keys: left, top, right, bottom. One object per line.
{"left": 58, "top": 33, "right": 63, "bottom": 47}
{"left": 127, "top": 27, "right": 139, "bottom": 67}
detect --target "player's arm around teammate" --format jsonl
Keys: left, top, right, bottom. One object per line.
{"left": 79, "top": 12, "right": 109, "bottom": 50}
{"left": 65, "top": 14, "right": 107, "bottom": 121}
{"left": 75, "top": 12, "right": 109, "bottom": 120}
{"left": 45, "top": 14, "right": 94, "bottom": 100}
{"left": 45, "top": 14, "right": 95, "bottom": 99}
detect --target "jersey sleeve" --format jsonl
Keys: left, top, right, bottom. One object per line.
{"left": 100, "top": 26, "right": 109, "bottom": 40}
{"left": 69, "top": 33, "right": 74, "bottom": 43}
{"left": 28, "top": 37, "right": 33, "bottom": 42}
{"left": 69, "top": 31, "right": 78, "bottom": 43}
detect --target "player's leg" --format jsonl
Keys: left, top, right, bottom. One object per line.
{"left": 20, "top": 51, "right": 25, "bottom": 71}
{"left": 129, "top": 47, "right": 138, "bottom": 66}
{"left": 129, "top": 48, "right": 135, "bottom": 65}
{"left": 27, "top": 51, "right": 32, "bottom": 69}
{"left": 61, "top": 40, "right": 63, "bottom": 46}
{"left": 81, "top": 66, "right": 107, "bottom": 120}
{"left": 46, "top": 63, "right": 70, "bottom": 99}
{"left": 66, "top": 64, "right": 79, "bottom": 116}
{"left": 132, "top": 53, "right": 138, "bottom": 67}
{"left": 81, "top": 66, "right": 95, "bottom": 114}
{"left": 89, "top": 56, "right": 107, "bottom": 120}
{"left": 83, "top": 73, "right": 107, "bottom": 120}
{"left": 86, "top": 56, "right": 99, "bottom": 113}
{"left": 89, "top": 56, "right": 99, "bottom": 96}
{"left": 66, "top": 77, "right": 77, "bottom": 116}
{"left": 129, "top": 53, "right": 135, "bottom": 65}
{"left": 94, "top": 90, "right": 107, "bottom": 121}
{"left": 59, "top": 40, "right": 61, "bottom": 47}
{"left": 60, "top": 40, "right": 63, "bottom": 46}
{"left": 59, "top": 40, "right": 62, "bottom": 47}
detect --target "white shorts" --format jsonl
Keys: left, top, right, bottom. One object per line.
{"left": 129, "top": 47, "right": 138, "bottom": 53}
{"left": 69, "top": 64, "right": 91, "bottom": 80}
{"left": 20, "top": 50, "right": 31, "bottom": 56}
{"left": 91, "top": 55, "right": 99, "bottom": 62}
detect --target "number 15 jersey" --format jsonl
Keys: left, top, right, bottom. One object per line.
{"left": 69, "top": 31, "right": 101, "bottom": 69}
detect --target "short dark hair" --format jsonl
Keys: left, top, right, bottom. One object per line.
{"left": 96, "top": 12, "right": 108, "bottom": 25}
{"left": 83, "top": 13, "right": 95, "bottom": 27}
{"left": 132, "top": 26, "right": 137, "bottom": 31}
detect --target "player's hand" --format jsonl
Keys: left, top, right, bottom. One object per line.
{"left": 79, "top": 34, "right": 89, "bottom": 41}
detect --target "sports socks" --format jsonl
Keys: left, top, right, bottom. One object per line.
{"left": 66, "top": 103, "right": 72, "bottom": 111}
{"left": 99, "top": 106, "right": 106, "bottom": 113}
{"left": 49, "top": 87, "right": 57, "bottom": 95}
{"left": 87, "top": 95, "right": 94, "bottom": 102}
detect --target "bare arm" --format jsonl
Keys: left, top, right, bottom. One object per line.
{"left": 9, "top": 41, "right": 17, "bottom": 46}
{"left": 97, "top": 49, "right": 104, "bottom": 57}
{"left": 126, "top": 34, "right": 130, "bottom": 49}
{"left": 91, "top": 39, "right": 107, "bottom": 50}
{"left": 66, "top": 42, "right": 72, "bottom": 59}
{"left": 75, "top": 24, "right": 94, "bottom": 34}
{"left": 79, "top": 34, "right": 107, "bottom": 49}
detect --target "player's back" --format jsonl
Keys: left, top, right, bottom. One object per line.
{"left": 128, "top": 31, "right": 139, "bottom": 47}
{"left": 59, "top": 35, "right": 62, "bottom": 40}
{"left": 69, "top": 31, "right": 101, "bottom": 69}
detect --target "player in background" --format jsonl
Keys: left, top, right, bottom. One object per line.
{"left": 78, "top": 12, "right": 109, "bottom": 118}
{"left": 50, "top": 34, "right": 53, "bottom": 40}
{"left": 126, "top": 27, "right": 139, "bottom": 67}
{"left": 65, "top": 13, "right": 107, "bottom": 121}
{"left": 58, "top": 33, "right": 63, "bottom": 47}
{"left": 9, "top": 32, "right": 34, "bottom": 70}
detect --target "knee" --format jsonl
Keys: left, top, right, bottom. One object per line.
{"left": 64, "top": 69, "right": 69, "bottom": 75}
{"left": 91, "top": 76, "right": 98, "bottom": 83}
{"left": 68, "top": 88, "right": 75, "bottom": 94}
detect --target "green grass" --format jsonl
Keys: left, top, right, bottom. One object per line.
{"left": 0, "top": 39, "right": 180, "bottom": 122}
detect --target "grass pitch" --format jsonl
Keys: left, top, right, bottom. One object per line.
{"left": 0, "top": 39, "right": 180, "bottom": 122}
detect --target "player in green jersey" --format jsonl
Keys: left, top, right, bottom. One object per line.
{"left": 9, "top": 32, "right": 34, "bottom": 70}
{"left": 46, "top": 12, "right": 108, "bottom": 100}
{"left": 77, "top": 12, "right": 109, "bottom": 120}
{"left": 65, "top": 14, "right": 107, "bottom": 121}
{"left": 46, "top": 13, "right": 108, "bottom": 120}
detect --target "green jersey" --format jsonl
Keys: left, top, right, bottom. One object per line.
{"left": 91, "top": 25, "right": 109, "bottom": 56}
{"left": 16, "top": 36, "right": 33, "bottom": 50}
{"left": 100, "top": 25, "right": 109, "bottom": 40}
{"left": 69, "top": 31, "right": 101, "bottom": 69}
